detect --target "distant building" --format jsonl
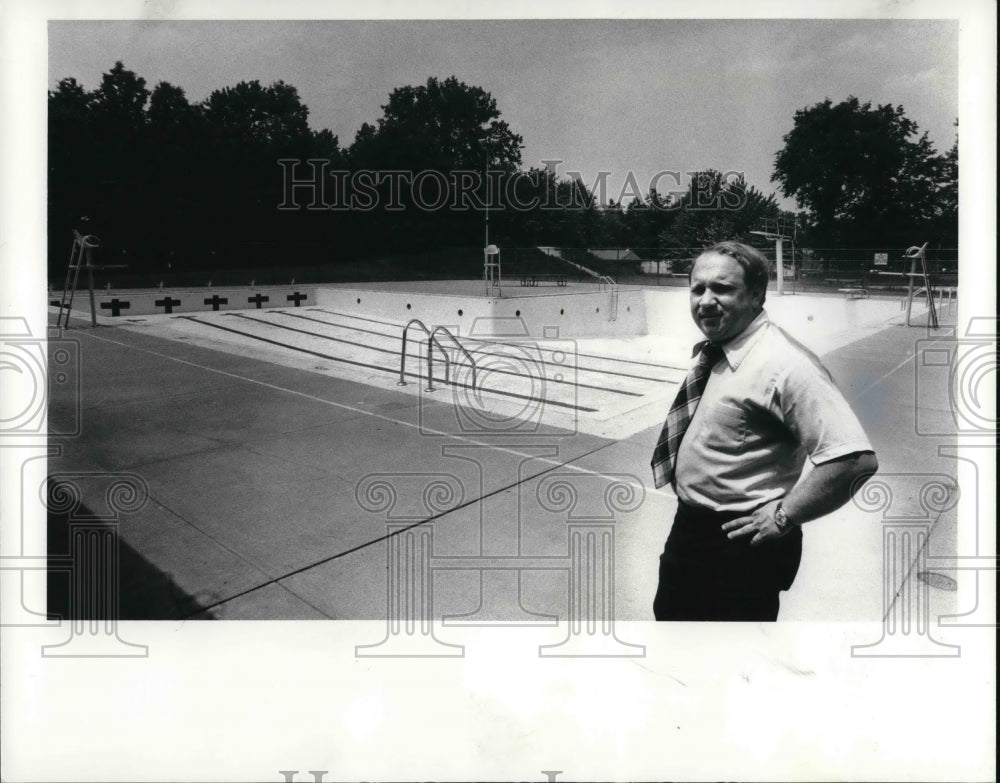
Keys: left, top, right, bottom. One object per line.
{"left": 588, "top": 249, "right": 642, "bottom": 263}
{"left": 640, "top": 260, "right": 671, "bottom": 275}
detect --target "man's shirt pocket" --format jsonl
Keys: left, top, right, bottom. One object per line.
{"left": 698, "top": 401, "right": 746, "bottom": 452}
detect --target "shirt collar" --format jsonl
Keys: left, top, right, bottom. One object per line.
{"left": 693, "top": 310, "right": 769, "bottom": 370}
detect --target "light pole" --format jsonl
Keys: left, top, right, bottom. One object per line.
{"left": 481, "top": 129, "right": 502, "bottom": 296}
{"left": 484, "top": 143, "right": 490, "bottom": 251}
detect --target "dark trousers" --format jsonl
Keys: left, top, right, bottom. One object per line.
{"left": 653, "top": 500, "right": 802, "bottom": 621}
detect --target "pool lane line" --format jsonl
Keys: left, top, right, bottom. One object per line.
{"left": 182, "top": 435, "right": 629, "bottom": 620}
{"left": 270, "top": 310, "right": 674, "bottom": 384}
{"left": 73, "top": 323, "right": 658, "bottom": 488}
{"left": 68, "top": 325, "right": 675, "bottom": 620}
{"left": 312, "top": 307, "right": 688, "bottom": 371}
{"left": 225, "top": 313, "right": 646, "bottom": 398}
{"left": 180, "top": 316, "right": 600, "bottom": 412}
{"left": 76, "top": 324, "right": 657, "bottom": 480}
{"left": 276, "top": 310, "right": 672, "bottom": 383}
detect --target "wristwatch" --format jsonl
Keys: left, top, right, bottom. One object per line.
{"left": 773, "top": 503, "right": 795, "bottom": 534}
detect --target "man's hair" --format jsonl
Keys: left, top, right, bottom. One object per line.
{"left": 691, "top": 241, "right": 770, "bottom": 301}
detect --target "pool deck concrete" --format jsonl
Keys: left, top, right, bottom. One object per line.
{"left": 46, "top": 294, "right": 963, "bottom": 624}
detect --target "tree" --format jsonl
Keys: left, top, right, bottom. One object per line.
{"left": 148, "top": 81, "right": 195, "bottom": 132}
{"left": 195, "top": 80, "right": 325, "bottom": 265}
{"left": 51, "top": 63, "right": 152, "bottom": 260}
{"left": 933, "top": 121, "right": 958, "bottom": 248}
{"left": 202, "top": 80, "right": 312, "bottom": 149}
{"left": 92, "top": 61, "right": 149, "bottom": 132}
{"left": 772, "top": 96, "right": 950, "bottom": 247}
{"left": 47, "top": 63, "right": 355, "bottom": 277}
{"left": 345, "top": 76, "right": 524, "bottom": 251}
{"left": 48, "top": 77, "right": 94, "bottom": 193}
{"left": 49, "top": 77, "right": 92, "bottom": 124}
{"left": 658, "top": 170, "right": 780, "bottom": 253}
{"left": 348, "top": 75, "right": 523, "bottom": 173}
{"left": 622, "top": 187, "right": 678, "bottom": 256}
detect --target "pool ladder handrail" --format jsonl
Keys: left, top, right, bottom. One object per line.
{"left": 398, "top": 318, "right": 450, "bottom": 391}
{"left": 428, "top": 325, "right": 478, "bottom": 393}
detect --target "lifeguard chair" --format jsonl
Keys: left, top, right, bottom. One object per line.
{"left": 902, "top": 242, "right": 939, "bottom": 329}
{"left": 55, "top": 229, "right": 128, "bottom": 328}
{"left": 484, "top": 243, "right": 501, "bottom": 297}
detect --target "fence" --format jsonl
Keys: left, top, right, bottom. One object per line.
{"left": 50, "top": 241, "right": 958, "bottom": 292}
{"left": 50, "top": 245, "right": 585, "bottom": 291}
{"left": 570, "top": 246, "right": 960, "bottom": 290}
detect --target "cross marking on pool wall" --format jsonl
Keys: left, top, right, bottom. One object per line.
{"left": 204, "top": 295, "right": 228, "bottom": 311}
{"left": 287, "top": 292, "right": 307, "bottom": 306}
{"left": 248, "top": 293, "right": 270, "bottom": 309}
{"left": 155, "top": 297, "right": 182, "bottom": 314}
{"left": 100, "top": 299, "right": 130, "bottom": 317}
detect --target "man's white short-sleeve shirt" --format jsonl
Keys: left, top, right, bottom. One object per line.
{"left": 674, "top": 310, "right": 873, "bottom": 512}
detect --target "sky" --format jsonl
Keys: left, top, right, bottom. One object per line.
{"left": 48, "top": 18, "right": 959, "bottom": 211}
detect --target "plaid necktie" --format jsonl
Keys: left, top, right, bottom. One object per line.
{"left": 650, "top": 340, "right": 726, "bottom": 489}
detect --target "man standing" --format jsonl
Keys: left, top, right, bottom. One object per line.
{"left": 650, "top": 241, "right": 878, "bottom": 621}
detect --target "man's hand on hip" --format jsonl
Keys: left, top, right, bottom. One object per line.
{"left": 721, "top": 499, "right": 790, "bottom": 546}
{"left": 720, "top": 452, "right": 879, "bottom": 546}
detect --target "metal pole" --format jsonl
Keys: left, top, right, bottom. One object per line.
{"left": 87, "top": 262, "right": 97, "bottom": 327}
{"left": 904, "top": 250, "right": 917, "bottom": 326}
{"left": 790, "top": 234, "right": 797, "bottom": 295}
{"left": 776, "top": 238, "right": 784, "bottom": 296}
{"left": 484, "top": 148, "right": 489, "bottom": 290}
